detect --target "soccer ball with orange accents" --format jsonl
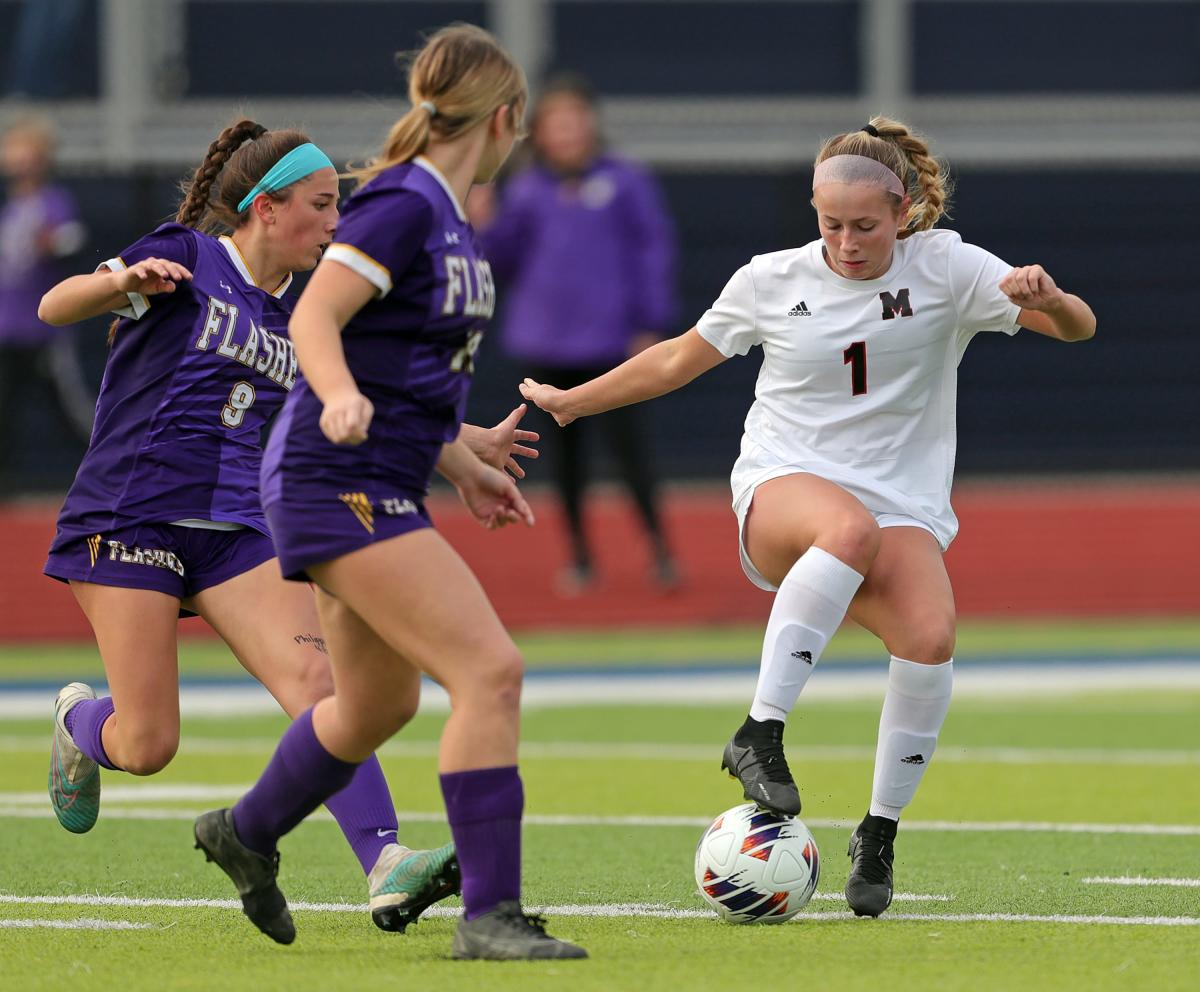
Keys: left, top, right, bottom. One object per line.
{"left": 694, "top": 803, "right": 820, "bottom": 924}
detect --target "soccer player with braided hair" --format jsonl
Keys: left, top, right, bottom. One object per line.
{"left": 522, "top": 116, "right": 1095, "bottom": 917}
{"left": 39, "top": 118, "right": 536, "bottom": 932}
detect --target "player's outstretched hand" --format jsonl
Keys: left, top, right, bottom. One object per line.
{"left": 114, "top": 257, "right": 193, "bottom": 298}
{"left": 457, "top": 461, "right": 536, "bottom": 530}
{"left": 320, "top": 389, "right": 374, "bottom": 445}
{"left": 462, "top": 403, "right": 541, "bottom": 479}
{"left": 519, "top": 378, "right": 575, "bottom": 426}
{"left": 1000, "top": 265, "right": 1065, "bottom": 312}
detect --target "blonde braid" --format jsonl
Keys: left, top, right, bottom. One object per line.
{"left": 867, "top": 116, "right": 951, "bottom": 238}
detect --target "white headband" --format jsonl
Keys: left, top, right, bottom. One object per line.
{"left": 812, "top": 154, "right": 905, "bottom": 197}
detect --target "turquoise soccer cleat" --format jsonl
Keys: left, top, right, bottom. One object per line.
{"left": 368, "top": 841, "right": 461, "bottom": 932}
{"left": 48, "top": 682, "right": 101, "bottom": 834}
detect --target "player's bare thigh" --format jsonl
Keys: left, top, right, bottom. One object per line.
{"left": 308, "top": 528, "right": 523, "bottom": 768}
{"left": 308, "top": 528, "right": 521, "bottom": 696}
{"left": 313, "top": 585, "right": 421, "bottom": 744}
{"left": 69, "top": 581, "right": 182, "bottom": 774}
{"left": 846, "top": 526, "right": 957, "bottom": 664}
{"left": 743, "top": 473, "right": 881, "bottom": 585}
{"left": 186, "top": 560, "right": 335, "bottom": 717}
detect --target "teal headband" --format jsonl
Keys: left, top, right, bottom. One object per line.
{"left": 237, "top": 142, "right": 335, "bottom": 213}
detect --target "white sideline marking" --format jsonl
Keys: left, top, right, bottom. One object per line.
{"left": 2, "top": 659, "right": 1199, "bottom": 717}
{"left": 0, "top": 917, "right": 152, "bottom": 930}
{"left": 0, "top": 893, "right": 947, "bottom": 912}
{"left": 6, "top": 735, "right": 1200, "bottom": 767}
{"left": 793, "top": 913, "right": 1200, "bottom": 927}
{"left": 1082, "top": 876, "right": 1200, "bottom": 888}
{"left": 0, "top": 896, "right": 1194, "bottom": 928}
{"left": 812, "top": 893, "right": 952, "bottom": 902}
{"left": 2, "top": 792, "right": 1199, "bottom": 837}
{"left": 0, "top": 784, "right": 262, "bottom": 803}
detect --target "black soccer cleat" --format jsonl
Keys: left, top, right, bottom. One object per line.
{"left": 720, "top": 717, "right": 801, "bottom": 816}
{"left": 194, "top": 807, "right": 295, "bottom": 944}
{"left": 845, "top": 813, "right": 897, "bottom": 917}
{"left": 452, "top": 901, "right": 588, "bottom": 960}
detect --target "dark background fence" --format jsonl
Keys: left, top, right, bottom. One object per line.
{"left": 11, "top": 163, "right": 1197, "bottom": 489}
{"left": 1, "top": 0, "right": 1197, "bottom": 487}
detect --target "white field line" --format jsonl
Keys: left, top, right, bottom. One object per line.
{"left": 2, "top": 660, "right": 1200, "bottom": 717}
{"left": 0, "top": 918, "right": 153, "bottom": 930}
{"left": 4, "top": 735, "right": 1199, "bottom": 768}
{"left": 0, "top": 893, "right": 950, "bottom": 912}
{"left": 2, "top": 790, "right": 1199, "bottom": 836}
{"left": 1082, "top": 876, "right": 1200, "bottom": 888}
{"left": 0, "top": 893, "right": 951, "bottom": 913}
{"left": 0, "top": 896, "right": 1194, "bottom": 928}
{"left": 793, "top": 913, "right": 1200, "bottom": 927}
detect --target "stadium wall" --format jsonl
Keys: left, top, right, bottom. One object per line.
{"left": 8, "top": 166, "right": 1198, "bottom": 492}
{"left": 2, "top": 479, "right": 1197, "bottom": 641}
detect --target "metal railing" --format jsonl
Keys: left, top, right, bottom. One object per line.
{"left": 0, "top": 0, "right": 1196, "bottom": 170}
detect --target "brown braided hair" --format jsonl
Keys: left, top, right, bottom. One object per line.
{"left": 108, "top": 120, "right": 314, "bottom": 344}
{"left": 814, "top": 116, "right": 952, "bottom": 239}
{"left": 176, "top": 119, "right": 313, "bottom": 233}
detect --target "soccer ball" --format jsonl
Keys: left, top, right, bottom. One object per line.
{"left": 694, "top": 803, "right": 820, "bottom": 924}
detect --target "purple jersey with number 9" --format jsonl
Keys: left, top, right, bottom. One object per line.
{"left": 51, "top": 223, "right": 299, "bottom": 551}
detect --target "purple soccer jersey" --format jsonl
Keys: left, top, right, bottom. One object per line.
{"left": 51, "top": 223, "right": 299, "bottom": 552}
{"left": 0, "top": 184, "right": 85, "bottom": 345}
{"left": 481, "top": 154, "right": 678, "bottom": 367}
{"left": 261, "top": 157, "right": 495, "bottom": 578}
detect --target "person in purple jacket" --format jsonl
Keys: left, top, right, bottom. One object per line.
{"left": 473, "top": 73, "right": 680, "bottom": 592}
{"left": 0, "top": 116, "right": 94, "bottom": 491}
{"left": 194, "top": 25, "right": 586, "bottom": 960}
{"left": 39, "top": 118, "right": 535, "bottom": 933}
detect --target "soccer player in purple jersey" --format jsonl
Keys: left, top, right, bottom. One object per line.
{"left": 39, "top": 118, "right": 536, "bottom": 934}
{"left": 194, "top": 25, "right": 586, "bottom": 960}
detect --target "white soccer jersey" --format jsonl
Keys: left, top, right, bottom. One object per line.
{"left": 696, "top": 228, "right": 1020, "bottom": 550}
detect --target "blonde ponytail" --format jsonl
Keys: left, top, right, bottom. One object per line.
{"left": 352, "top": 23, "right": 527, "bottom": 187}
{"left": 357, "top": 106, "right": 435, "bottom": 184}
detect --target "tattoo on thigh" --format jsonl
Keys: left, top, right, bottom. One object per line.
{"left": 294, "top": 632, "right": 328, "bottom": 655}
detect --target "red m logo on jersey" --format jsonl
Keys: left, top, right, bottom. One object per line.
{"left": 879, "top": 288, "right": 914, "bottom": 320}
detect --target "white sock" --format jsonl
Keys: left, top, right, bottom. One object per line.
{"left": 748, "top": 547, "right": 864, "bottom": 723}
{"left": 869, "top": 656, "right": 954, "bottom": 821}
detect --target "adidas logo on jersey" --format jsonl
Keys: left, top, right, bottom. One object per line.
{"left": 787, "top": 301, "right": 811, "bottom": 317}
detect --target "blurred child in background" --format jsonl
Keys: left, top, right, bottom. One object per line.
{"left": 0, "top": 116, "right": 93, "bottom": 492}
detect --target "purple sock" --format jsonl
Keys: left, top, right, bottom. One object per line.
{"left": 440, "top": 765, "right": 523, "bottom": 919}
{"left": 66, "top": 696, "right": 118, "bottom": 770}
{"left": 232, "top": 708, "right": 359, "bottom": 858}
{"left": 324, "top": 755, "right": 399, "bottom": 875}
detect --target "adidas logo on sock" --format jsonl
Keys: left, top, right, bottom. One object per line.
{"left": 900, "top": 753, "right": 926, "bottom": 765}
{"left": 789, "top": 650, "right": 813, "bottom": 663}
{"left": 787, "top": 301, "right": 811, "bottom": 317}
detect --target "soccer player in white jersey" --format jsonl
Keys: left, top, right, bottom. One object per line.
{"left": 521, "top": 117, "right": 1095, "bottom": 917}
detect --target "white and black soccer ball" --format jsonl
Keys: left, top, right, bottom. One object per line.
{"left": 694, "top": 802, "right": 820, "bottom": 924}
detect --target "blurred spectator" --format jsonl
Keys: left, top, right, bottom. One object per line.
{"left": 472, "top": 73, "right": 680, "bottom": 592}
{"left": 0, "top": 116, "right": 93, "bottom": 493}
{"left": 6, "top": 0, "right": 90, "bottom": 99}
